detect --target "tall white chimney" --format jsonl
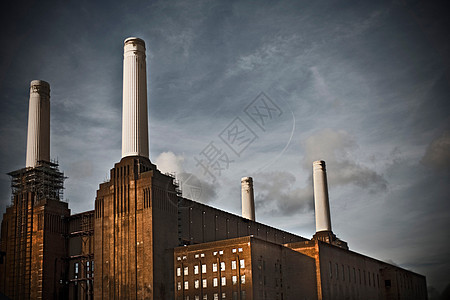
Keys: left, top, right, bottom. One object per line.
{"left": 26, "top": 80, "right": 50, "bottom": 168}
{"left": 121, "top": 37, "right": 149, "bottom": 159}
{"left": 313, "top": 160, "right": 332, "bottom": 232}
{"left": 241, "top": 177, "right": 255, "bottom": 221}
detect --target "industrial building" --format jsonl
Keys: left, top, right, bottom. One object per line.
{"left": 0, "top": 37, "right": 427, "bottom": 300}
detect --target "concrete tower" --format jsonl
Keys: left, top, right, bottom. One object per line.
{"left": 241, "top": 177, "right": 255, "bottom": 221}
{"left": 26, "top": 80, "right": 50, "bottom": 168}
{"left": 122, "top": 37, "right": 149, "bottom": 158}
{"left": 313, "top": 160, "right": 332, "bottom": 232}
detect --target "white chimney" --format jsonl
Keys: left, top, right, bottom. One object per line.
{"left": 121, "top": 37, "right": 149, "bottom": 159}
{"left": 26, "top": 80, "right": 50, "bottom": 168}
{"left": 313, "top": 160, "right": 332, "bottom": 232}
{"left": 241, "top": 177, "right": 255, "bottom": 221}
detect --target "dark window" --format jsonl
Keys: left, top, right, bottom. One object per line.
{"left": 385, "top": 280, "right": 391, "bottom": 288}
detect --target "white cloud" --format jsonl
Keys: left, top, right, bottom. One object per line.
{"left": 155, "top": 151, "right": 185, "bottom": 175}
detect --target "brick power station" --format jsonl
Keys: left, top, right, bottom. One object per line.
{"left": 0, "top": 38, "right": 427, "bottom": 300}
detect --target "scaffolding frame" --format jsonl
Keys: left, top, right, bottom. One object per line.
{"left": 8, "top": 160, "right": 66, "bottom": 204}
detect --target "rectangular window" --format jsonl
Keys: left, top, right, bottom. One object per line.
{"left": 221, "top": 262, "right": 225, "bottom": 271}
{"left": 195, "top": 279, "right": 199, "bottom": 289}
{"left": 241, "top": 275, "right": 246, "bottom": 284}
{"left": 203, "top": 279, "right": 207, "bottom": 288}
{"left": 213, "top": 277, "right": 218, "bottom": 287}
{"left": 368, "top": 272, "right": 371, "bottom": 286}
{"left": 214, "top": 294, "right": 218, "bottom": 300}
{"left": 336, "top": 263, "right": 339, "bottom": 280}
{"left": 177, "top": 282, "right": 181, "bottom": 290}
{"left": 195, "top": 296, "right": 200, "bottom": 300}
{"left": 221, "top": 277, "right": 226, "bottom": 286}
{"left": 329, "top": 261, "right": 332, "bottom": 278}
{"left": 232, "top": 248, "right": 237, "bottom": 253}
{"left": 75, "top": 262, "right": 79, "bottom": 274}
{"left": 195, "top": 254, "right": 199, "bottom": 258}
{"left": 92, "top": 261, "right": 94, "bottom": 272}
{"left": 342, "top": 264, "right": 345, "bottom": 281}
{"left": 177, "top": 267, "right": 181, "bottom": 277}
{"left": 194, "top": 265, "right": 199, "bottom": 274}
{"left": 219, "top": 250, "right": 223, "bottom": 255}
{"left": 203, "top": 295, "right": 207, "bottom": 300}
{"left": 353, "top": 268, "right": 356, "bottom": 283}
{"left": 232, "top": 275, "right": 237, "bottom": 285}
{"left": 202, "top": 264, "right": 207, "bottom": 274}
{"left": 359, "top": 269, "right": 361, "bottom": 284}
{"left": 241, "top": 290, "right": 246, "bottom": 300}
{"left": 184, "top": 266, "right": 189, "bottom": 276}
{"left": 240, "top": 259, "right": 245, "bottom": 269}
{"left": 222, "top": 293, "right": 226, "bottom": 299}
{"left": 232, "top": 261, "right": 237, "bottom": 270}
{"left": 213, "top": 263, "right": 218, "bottom": 272}
{"left": 233, "top": 292, "right": 238, "bottom": 300}
{"left": 238, "top": 248, "right": 243, "bottom": 252}
{"left": 184, "top": 281, "right": 189, "bottom": 290}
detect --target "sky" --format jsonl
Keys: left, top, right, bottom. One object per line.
{"left": 0, "top": 0, "right": 449, "bottom": 294}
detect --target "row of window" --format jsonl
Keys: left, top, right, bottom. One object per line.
{"left": 177, "top": 275, "right": 246, "bottom": 291}
{"left": 329, "top": 262, "right": 379, "bottom": 288}
{"left": 177, "top": 260, "right": 245, "bottom": 276}
{"left": 177, "top": 248, "right": 244, "bottom": 261}
{"left": 182, "top": 291, "right": 246, "bottom": 300}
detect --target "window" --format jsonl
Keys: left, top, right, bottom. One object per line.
{"left": 353, "top": 268, "right": 356, "bottom": 283}
{"left": 342, "top": 264, "right": 345, "bottom": 281}
{"left": 184, "top": 267, "right": 189, "bottom": 276}
{"left": 221, "top": 277, "right": 226, "bottom": 286}
{"left": 195, "top": 296, "right": 200, "bottom": 300}
{"left": 213, "top": 251, "right": 218, "bottom": 256}
{"left": 222, "top": 293, "right": 226, "bottom": 299}
{"left": 195, "top": 254, "right": 199, "bottom": 258}
{"left": 231, "top": 261, "right": 237, "bottom": 270}
{"left": 238, "top": 248, "right": 243, "bottom": 252}
{"left": 203, "top": 295, "right": 208, "bottom": 300}
{"left": 232, "top": 248, "right": 237, "bottom": 253}
{"left": 241, "top": 275, "right": 246, "bottom": 284}
{"left": 195, "top": 279, "right": 199, "bottom": 289}
{"left": 203, "top": 279, "right": 207, "bottom": 288}
{"left": 336, "top": 263, "right": 339, "bottom": 280}
{"left": 201, "top": 253, "right": 205, "bottom": 258}
{"left": 368, "top": 272, "right": 371, "bottom": 286}
{"left": 359, "top": 269, "right": 361, "bottom": 284}
{"left": 202, "top": 264, "right": 207, "bottom": 274}
{"left": 194, "top": 265, "right": 199, "bottom": 274}
{"left": 240, "top": 259, "right": 245, "bottom": 269}
{"left": 213, "top": 263, "right": 218, "bottom": 272}
{"left": 232, "top": 275, "right": 237, "bottom": 285}
{"left": 186, "top": 296, "right": 190, "bottom": 300}
{"left": 221, "top": 262, "right": 225, "bottom": 271}
{"left": 177, "top": 267, "right": 181, "bottom": 277}
{"left": 241, "top": 290, "right": 246, "bottom": 300}
{"left": 213, "top": 277, "right": 218, "bottom": 287}
{"left": 329, "top": 261, "right": 332, "bottom": 278}
{"left": 177, "top": 256, "right": 181, "bottom": 261}
{"left": 75, "top": 262, "right": 79, "bottom": 275}
{"left": 219, "top": 250, "right": 223, "bottom": 255}
{"left": 177, "top": 282, "right": 181, "bottom": 290}
{"left": 214, "top": 293, "right": 218, "bottom": 300}
{"left": 184, "top": 281, "right": 189, "bottom": 290}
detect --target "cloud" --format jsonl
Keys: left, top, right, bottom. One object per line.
{"left": 421, "top": 131, "right": 450, "bottom": 170}
{"left": 155, "top": 151, "right": 185, "bottom": 175}
{"left": 255, "top": 171, "right": 313, "bottom": 216}
{"left": 302, "top": 128, "right": 387, "bottom": 192}
{"left": 155, "top": 151, "right": 217, "bottom": 203}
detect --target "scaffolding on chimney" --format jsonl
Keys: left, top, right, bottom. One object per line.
{"left": 8, "top": 160, "right": 66, "bottom": 205}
